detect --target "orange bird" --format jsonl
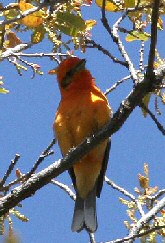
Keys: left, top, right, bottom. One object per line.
{"left": 54, "top": 57, "right": 112, "bottom": 233}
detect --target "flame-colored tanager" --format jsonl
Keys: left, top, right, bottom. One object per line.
{"left": 54, "top": 57, "right": 112, "bottom": 233}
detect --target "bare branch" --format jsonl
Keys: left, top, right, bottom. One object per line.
{"left": 105, "top": 177, "right": 145, "bottom": 217}
{"left": 12, "top": 53, "right": 69, "bottom": 58}
{"left": 0, "top": 154, "right": 20, "bottom": 189}
{"left": 148, "top": 189, "right": 165, "bottom": 204}
{"left": 1, "top": 44, "right": 32, "bottom": 59}
{"left": 139, "top": 41, "right": 145, "bottom": 72}
{"left": 146, "top": 0, "right": 160, "bottom": 79}
{"left": 104, "top": 75, "right": 131, "bottom": 95}
{"left": 100, "top": 224, "right": 165, "bottom": 243}
{"left": 51, "top": 179, "right": 76, "bottom": 201}
{"left": 140, "top": 103, "right": 165, "bottom": 136}
{"left": 26, "top": 138, "right": 56, "bottom": 180}
{"left": 85, "top": 39, "right": 128, "bottom": 68}
{"left": 105, "top": 177, "right": 135, "bottom": 201}
{"left": 112, "top": 16, "right": 138, "bottom": 83}
{"left": 101, "top": 1, "right": 137, "bottom": 82}
{"left": 128, "top": 196, "right": 165, "bottom": 242}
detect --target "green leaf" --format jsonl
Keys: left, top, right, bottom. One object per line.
{"left": 5, "top": 9, "right": 19, "bottom": 20}
{"left": 142, "top": 93, "right": 151, "bottom": 117}
{"left": 125, "top": 0, "right": 136, "bottom": 8}
{"left": 56, "top": 12, "right": 86, "bottom": 37}
{"left": 126, "top": 31, "right": 150, "bottom": 42}
{"left": 31, "top": 26, "right": 45, "bottom": 44}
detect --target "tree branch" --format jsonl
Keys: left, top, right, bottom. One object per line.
{"left": 140, "top": 103, "right": 165, "bottom": 136}
{"left": 85, "top": 39, "right": 128, "bottom": 68}
{"left": 51, "top": 179, "right": 76, "bottom": 201}
{"left": 105, "top": 177, "right": 135, "bottom": 201}
{"left": 147, "top": 0, "right": 160, "bottom": 79}
{"left": 0, "top": 154, "right": 20, "bottom": 189}
{"left": 128, "top": 196, "right": 165, "bottom": 242}
{"left": 100, "top": 224, "right": 165, "bottom": 243}
{"left": 104, "top": 75, "right": 131, "bottom": 95}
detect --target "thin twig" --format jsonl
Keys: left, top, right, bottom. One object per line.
{"left": 105, "top": 177, "right": 145, "bottom": 217}
{"left": 2, "top": 177, "right": 24, "bottom": 192}
{"left": 2, "top": 139, "right": 56, "bottom": 192}
{"left": 139, "top": 41, "right": 145, "bottom": 72}
{"left": 13, "top": 53, "right": 69, "bottom": 58}
{"left": 0, "top": 154, "right": 20, "bottom": 189}
{"left": 140, "top": 103, "right": 165, "bottom": 136}
{"left": 155, "top": 96, "right": 161, "bottom": 115}
{"left": 26, "top": 138, "right": 56, "bottom": 180}
{"left": 148, "top": 189, "right": 165, "bottom": 204}
{"left": 101, "top": 0, "right": 137, "bottom": 83}
{"left": 104, "top": 75, "right": 131, "bottom": 95}
{"left": 85, "top": 39, "right": 128, "bottom": 68}
{"left": 105, "top": 177, "right": 135, "bottom": 201}
{"left": 100, "top": 225, "right": 165, "bottom": 243}
{"left": 51, "top": 179, "right": 76, "bottom": 200}
{"left": 112, "top": 16, "right": 138, "bottom": 83}
{"left": 16, "top": 56, "right": 38, "bottom": 79}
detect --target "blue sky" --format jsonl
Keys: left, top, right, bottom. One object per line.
{"left": 1, "top": 1, "right": 165, "bottom": 243}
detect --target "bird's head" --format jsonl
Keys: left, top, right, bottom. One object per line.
{"left": 57, "top": 57, "right": 86, "bottom": 89}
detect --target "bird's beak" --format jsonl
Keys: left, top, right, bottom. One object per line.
{"left": 61, "top": 59, "right": 86, "bottom": 88}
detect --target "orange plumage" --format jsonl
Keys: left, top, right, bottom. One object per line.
{"left": 54, "top": 57, "right": 112, "bottom": 232}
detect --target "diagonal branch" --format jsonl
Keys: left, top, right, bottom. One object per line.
{"left": 140, "top": 103, "right": 165, "bottom": 136}
{"left": 128, "top": 196, "right": 165, "bottom": 242}
{"left": 100, "top": 224, "right": 165, "bottom": 243}
{"left": 85, "top": 39, "right": 128, "bottom": 68}
{"left": 146, "top": 0, "right": 160, "bottom": 80}
{"left": 0, "top": 64, "right": 164, "bottom": 217}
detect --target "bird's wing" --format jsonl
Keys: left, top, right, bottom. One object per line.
{"left": 96, "top": 138, "right": 111, "bottom": 198}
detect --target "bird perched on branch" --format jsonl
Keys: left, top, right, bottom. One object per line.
{"left": 54, "top": 57, "right": 112, "bottom": 233}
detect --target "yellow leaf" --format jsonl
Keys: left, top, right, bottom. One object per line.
{"left": 0, "top": 88, "right": 9, "bottom": 94}
{"left": 126, "top": 31, "right": 150, "bottom": 42}
{"left": 85, "top": 20, "right": 97, "bottom": 31}
{"left": 96, "top": 0, "right": 120, "bottom": 12}
{"left": 138, "top": 173, "right": 149, "bottom": 189}
{"left": 19, "top": 0, "right": 43, "bottom": 28}
{"left": 162, "top": 92, "right": 165, "bottom": 104}
{"left": 158, "top": 17, "right": 163, "bottom": 30}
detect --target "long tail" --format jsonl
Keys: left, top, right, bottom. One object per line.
{"left": 71, "top": 188, "right": 97, "bottom": 233}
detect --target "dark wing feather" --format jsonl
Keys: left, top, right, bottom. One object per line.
{"left": 96, "top": 138, "right": 111, "bottom": 198}
{"left": 57, "top": 142, "right": 77, "bottom": 191}
{"left": 68, "top": 167, "right": 76, "bottom": 190}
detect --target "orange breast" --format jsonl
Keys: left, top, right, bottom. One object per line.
{"left": 54, "top": 86, "right": 112, "bottom": 198}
